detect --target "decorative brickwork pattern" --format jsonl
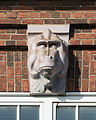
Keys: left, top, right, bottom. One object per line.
{"left": 0, "top": 29, "right": 27, "bottom": 46}
{"left": 0, "top": 51, "right": 28, "bottom": 92}
{"left": 67, "top": 27, "right": 96, "bottom": 92}
{"left": 67, "top": 50, "right": 96, "bottom": 92}
{"left": 0, "top": 0, "right": 95, "bottom": 25}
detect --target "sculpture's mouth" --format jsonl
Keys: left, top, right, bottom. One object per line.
{"left": 39, "top": 66, "right": 54, "bottom": 77}
{"left": 39, "top": 66, "right": 53, "bottom": 71}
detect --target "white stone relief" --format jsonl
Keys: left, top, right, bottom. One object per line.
{"left": 28, "top": 25, "right": 69, "bottom": 94}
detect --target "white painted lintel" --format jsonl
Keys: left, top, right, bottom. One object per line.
{"left": 28, "top": 24, "right": 70, "bottom": 33}
{"left": 0, "top": 92, "right": 96, "bottom": 97}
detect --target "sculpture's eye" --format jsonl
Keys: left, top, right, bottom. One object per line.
{"left": 37, "top": 42, "right": 47, "bottom": 47}
{"left": 40, "top": 45, "right": 46, "bottom": 48}
{"left": 49, "top": 41, "right": 60, "bottom": 48}
{"left": 50, "top": 44, "right": 56, "bottom": 49}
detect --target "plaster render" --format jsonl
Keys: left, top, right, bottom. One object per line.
{"left": 28, "top": 26, "right": 69, "bottom": 94}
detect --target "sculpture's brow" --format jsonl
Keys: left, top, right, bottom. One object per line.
{"left": 36, "top": 40, "right": 60, "bottom": 43}
{"left": 36, "top": 40, "right": 46, "bottom": 44}
{"left": 36, "top": 40, "right": 46, "bottom": 46}
{"left": 48, "top": 40, "right": 60, "bottom": 43}
{"left": 36, "top": 40, "right": 61, "bottom": 47}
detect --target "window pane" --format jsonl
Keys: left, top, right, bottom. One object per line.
{"left": 20, "top": 105, "right": 39, "bottom": 120}
{"left": 79, "top": 107, "right": 96, "bottom": 120}
{"left": 56, "top": 106, "right": 75, "bottom": 120}
{"left": 0, "top": 106, "right": 16, "bottom": 120}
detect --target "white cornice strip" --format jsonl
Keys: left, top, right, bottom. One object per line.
{"left": 28, "top": 25, "right": 70, "bottom": 33}
{"left": 0, "top": 92, "right": 96, "bottom": 97}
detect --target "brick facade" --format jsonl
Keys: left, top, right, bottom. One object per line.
{"left": 0, "top": 0, "right": 96, "bottom": 92}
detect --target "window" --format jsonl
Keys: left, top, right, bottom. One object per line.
{"left": 54, "top": 103, "right": 96, "bottom": 120}
{"left": 0, "top": 105, "right": 40, "bottom": 120}
{"left": 0, "top": 106, "right": 16, "bottom": 120}
{"left": 56, "top": 106, "right": 75, "bottom": 120}
{"left": 0, "top": 102, "right": 43, "bottom": 120}
{"left": 20, "top": 105, "right": 39, "bottom": 120}
{"left": 79, "top": 106, "right": 96, "bottom": 120}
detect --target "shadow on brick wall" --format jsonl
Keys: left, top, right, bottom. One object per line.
{"left": 0, "top": 0, "right": 95, "bottom": 10}
{"left": 67, "top": 50, "right": 81, "bottom": 92}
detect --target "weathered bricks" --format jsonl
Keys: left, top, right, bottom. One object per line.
{"left": 82, "top": 80, "right": 88, "bottom": 92}
{"left": 22, "top": 80, "right": 29, "bottom": 92}
{"left": 17, "top": 12, "right": 28, "bottom": 18}
{"left": 29, "top": 12, "right": 39, "bottom": 18}
{"left": 0, "top": 76, "right": 6, "bottom": 91}
{"left": 11, "top": 35, "right": 26, "bottom": 40}
{"left": 0, "top": 19, "right": 21, "bottom": 24}
{"left": 40, "top": 12, "right": 50, "bottom": 18}
{"left": 83, "top": 51, "right": 89, "bottom": 65}
{"left": 61, "top": 13, "right": 71, "bottom": 18}
{"left": 90, "top": 61, "right": 96, "bottom": 75}
{"left": 44, "top": 19, "right": 65, "bottom": 24}
{"left": 22, "top": 19, "right": 43, "bottom": 24}
{"left": 66, "top": 19, "right": 87, "bottom": 24}
{"left": 0, "top": 35, "right": 10, "bottom": 39}
{"left": 72, "top": 12, "right": 83, "bottom": 18}
{"left": 7, "top": 67, "right": 14, "bottom": 79}
{"left": 51, "top": 12, "right": 60, "bottom": 18}
{"left": 7, "top": 12, "right": 16, "bottom": 18}
{"left": 0, "top": 62, "right": 6, "bottom": 75}
{"left": 8, "top": 80, "right": 14, "bottom": 92}
{"left": 15, "top": 75, "right": 22, "bottom": 92}
{"left": 6, "top": 41, "right": 15, "bottom": 46}
{"left": 90, "top": 76, "right": 96, "bottom": 91}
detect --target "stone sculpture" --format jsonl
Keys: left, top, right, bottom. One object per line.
{"left": 28, "top": 29, "right": 68, "bottom": 94}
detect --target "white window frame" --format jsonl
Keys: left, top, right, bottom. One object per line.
{"left": 0, "top": 93, "right": 44, "bottom": 120}
{"left": 53, "top": 92, "right": 96, "bottom": 120}
{"left": 53, "top": 103, "right": 96, "bottom": 120}
{"left": 0, "top": 103, "right": 43, "bottom": 120}
{"left": 0, "top": 92, "right": 96, "bottom": 120}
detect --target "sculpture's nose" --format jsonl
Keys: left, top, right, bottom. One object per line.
{"left": 46, "top": 47, "right": 53, "bottom": 59}
{"left": 45, "top": 55, "right": 53, "bottom": 60}
{"left": 45, "top": 43, "right": 55, "bottom": 59}
{"left": 50, "top": 56, "right": 53, "bottom": 59}
{"left": 46, "top": 44, "right": 49, "bottom": 56}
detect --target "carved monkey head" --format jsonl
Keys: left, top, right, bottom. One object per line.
{"left": 28, "top": 29, "right": 68, "bottom": 79}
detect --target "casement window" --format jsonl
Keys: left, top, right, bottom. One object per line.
{"left": 0, "top": 93, "right": 43, "bottom": 120}
{"left": 0, "top": 92, "right": 96, "bottom": 120}
{"left": 0, "top": 104, "right": 43, "bottom": 120}
{"left": 53, "top": 92, "right": 96, "bottom": 120}
{"left": 54, "top": 103, "right": 96, "bottom": 120}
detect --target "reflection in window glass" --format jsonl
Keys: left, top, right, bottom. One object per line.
{"left": 79, "top": 107, "right": 96, "bottom": 120}
{"left": 0, "top": 106, "right": 16, "bottom": 120}
{"left": 20, "top": 105, "right": 39, "bottom": 120}
{"left": 56, "top": 106, "right": 75, "bottom": 120}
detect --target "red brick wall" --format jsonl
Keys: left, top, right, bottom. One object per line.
{"left": 0, "top": 27, "right": 28, "bottom": 92}
{"left": 0, "top": 0, "right": 96, "bottom": 92}
{"left": 67, "top": 25, "right": 96, "bottom": 92}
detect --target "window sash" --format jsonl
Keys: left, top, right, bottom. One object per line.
{"left": 0, "top": 103, "right": 43, "bottom": 120}
{"left": 54, "top": 103, "right": 96, "bottom": 120}
{"left": 0, "top": 105, "right": 17, "bottom": 120}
